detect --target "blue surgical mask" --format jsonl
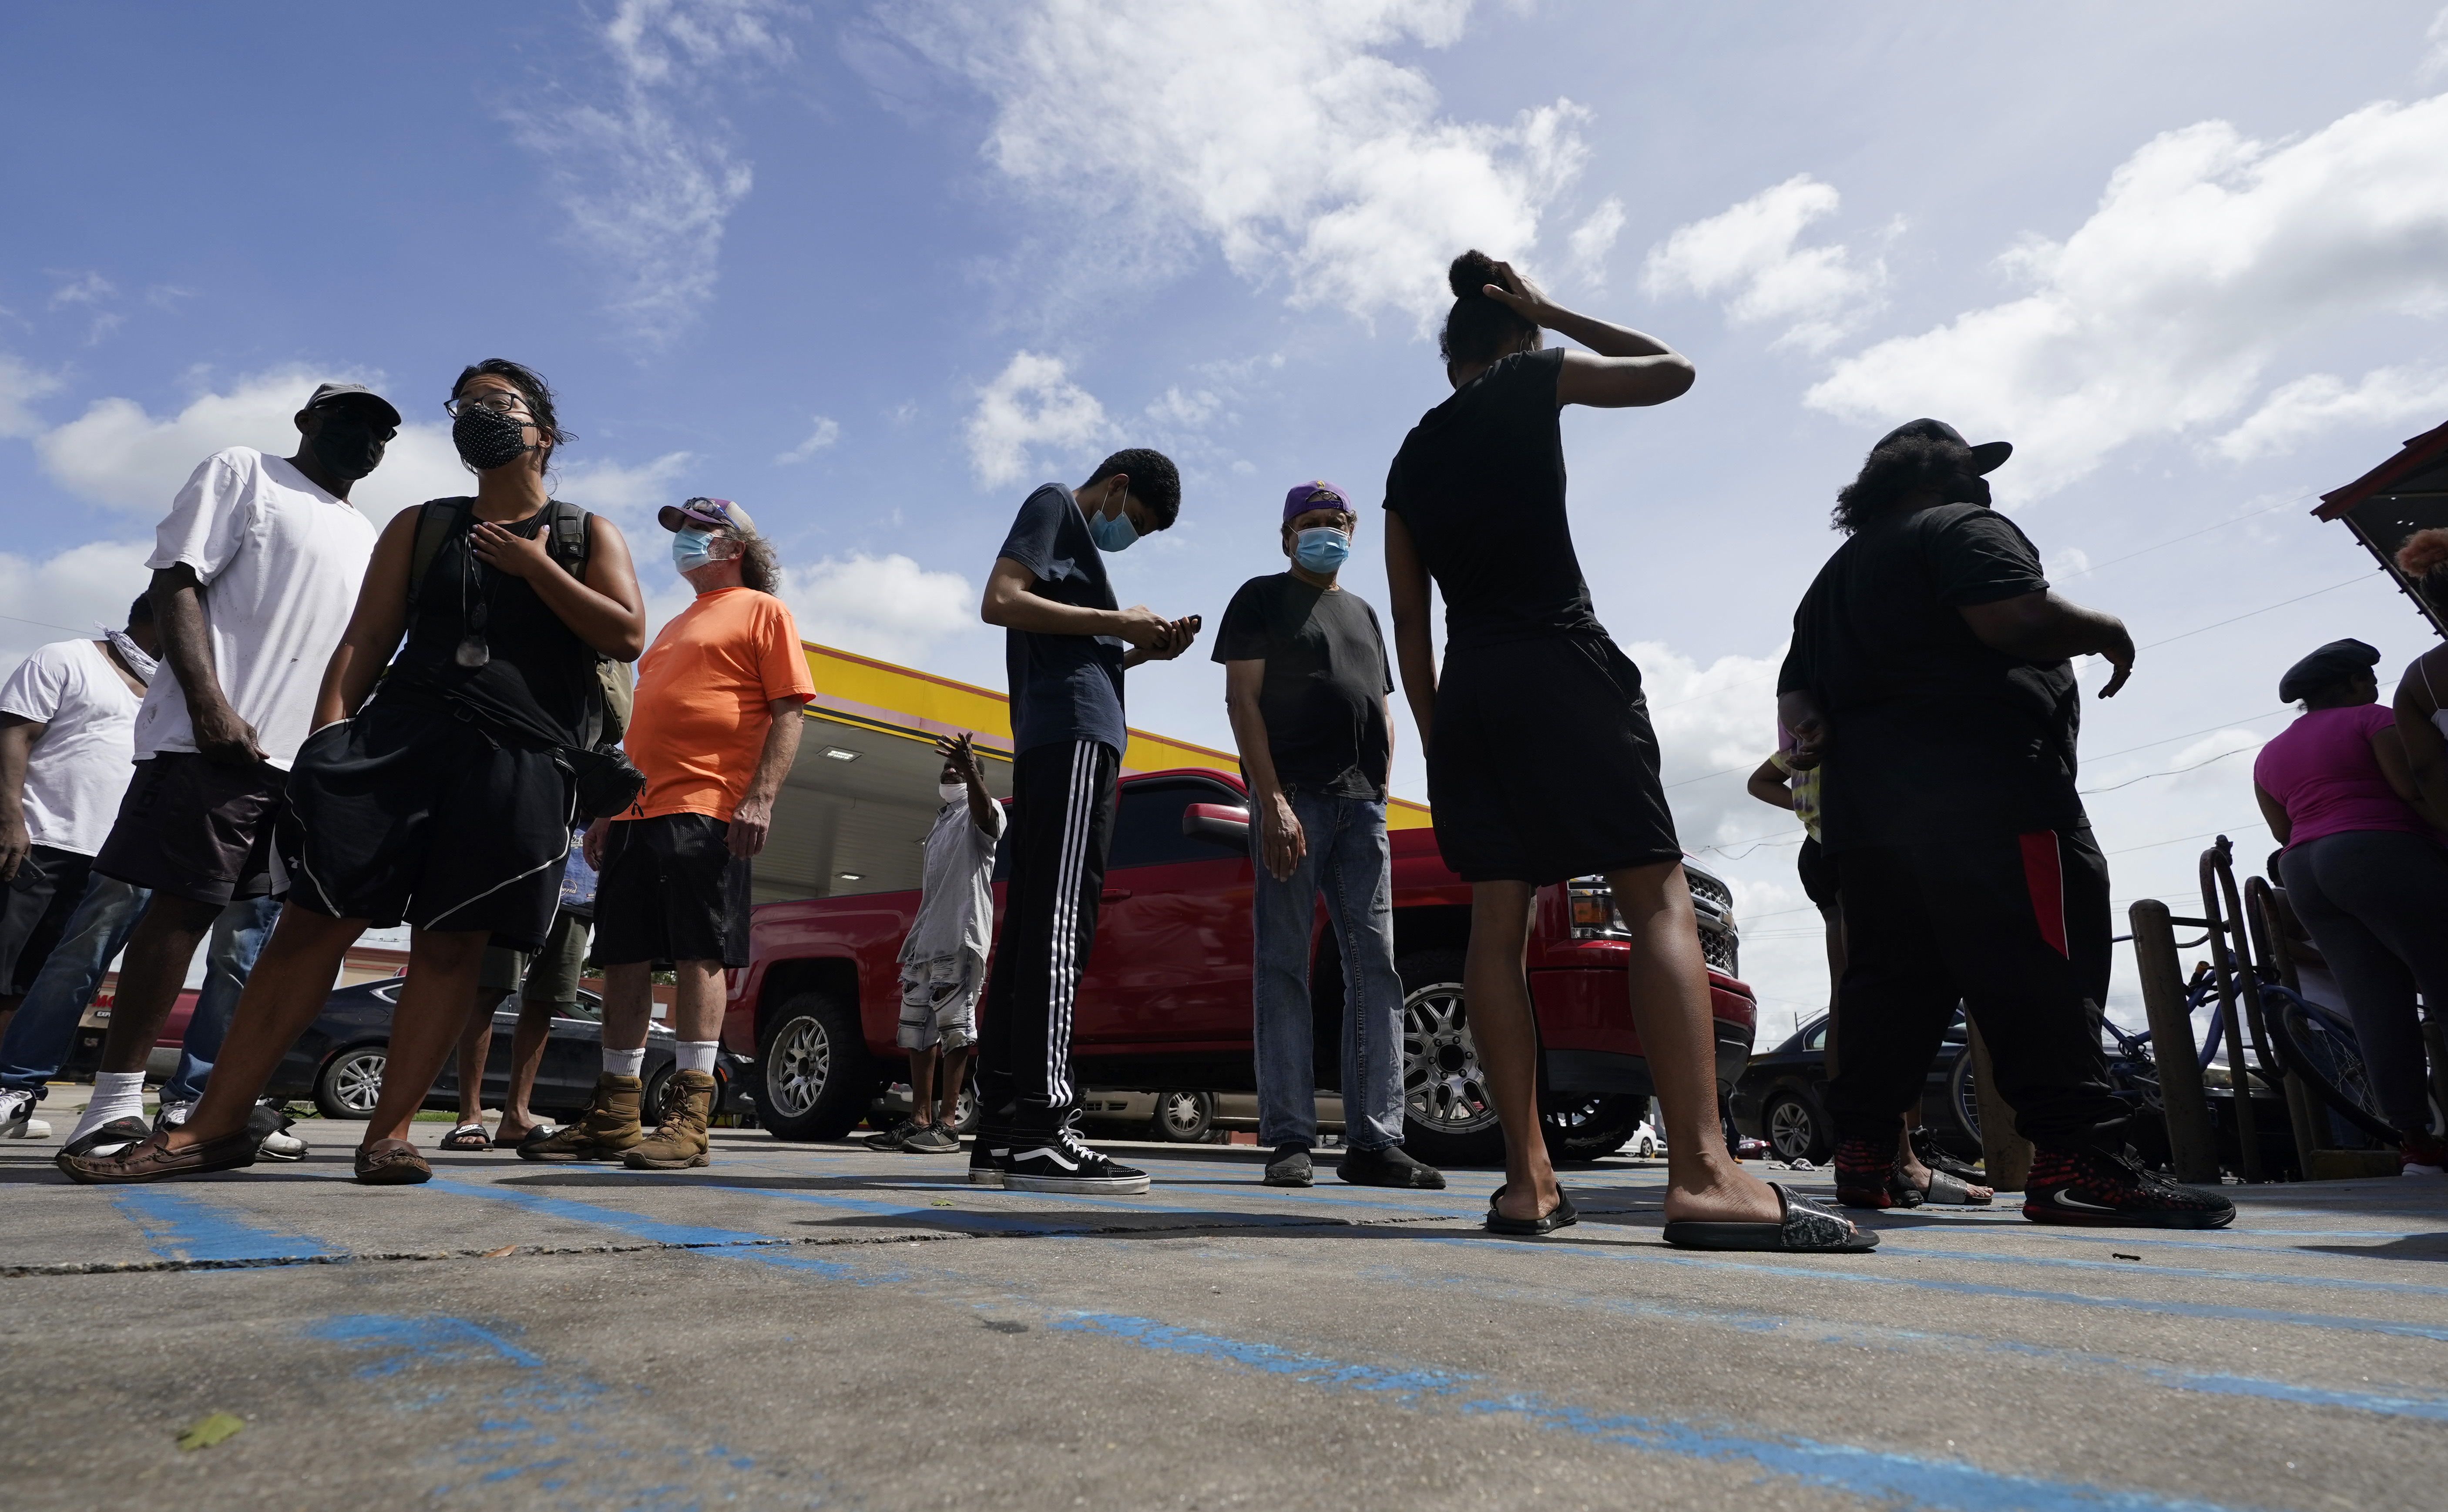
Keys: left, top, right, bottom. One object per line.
{"left": 1088, "top": 503, "right": 1139, "bottom": 553}
{"left": 1293, "top": 527, "right": 1350, "bottom": 575}
{"left": 672, "top": 528, "right": 715, "bottom": 573}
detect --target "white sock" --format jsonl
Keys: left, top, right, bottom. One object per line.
{"left": 69, "top": 1072, "right": 147, "bottom": 1145}
{"left": 603, "top": 1047, "right": 646, "bottom": 1079}
{"left": 673, "top": 1040, "right": 718, "bottom": 1076}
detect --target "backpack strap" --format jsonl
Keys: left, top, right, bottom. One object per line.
{"left": 404, "top": 499, "right": 470, "bottom": 617}
{"left": 544, "top": 498, "right": 592, "bottom": 584}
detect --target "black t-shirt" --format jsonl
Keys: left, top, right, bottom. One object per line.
{"left": 1382, "top": 347, "right": 1603, "bottom": 650}
{"left": 996, "top": 484, "right": 1128, "bottom": 756}
{"left": 1776, "top": 502, "right": 2085, "bottom": 851}
{"left": 1211, "top": 574, "right": 1394, "bottom": 799}
{"left": 390, "top": 500, "right": 597, "bottom": 749}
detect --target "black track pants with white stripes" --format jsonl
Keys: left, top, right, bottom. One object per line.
{"left": 977, "top": 739, "right": 1117, "bottom": 1132}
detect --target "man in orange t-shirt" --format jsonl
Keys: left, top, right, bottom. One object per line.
{"left": 528, "top": 497, "right": 815, "bottom": 1169}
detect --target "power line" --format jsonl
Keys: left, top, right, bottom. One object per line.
{"left": 2104, "top": 819, "right": 2270, "bottom": 857}
{"left": 0, "top": 612, "right": 90, "bottom": 636}
{"left": 2081, "top": 709, "right": 2287, "bottom": 764}
{"left": 2136, "top": 573, "right": 2381, "bottom": 651}
{"left": 2078, "top": 742, "right": 2257, "bottom": 795}
{"left": 2056, "top": 491, "right": 2318, "bottom": 581}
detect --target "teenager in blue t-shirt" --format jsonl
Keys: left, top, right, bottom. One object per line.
{"left": 972, "top": 447, "right": 1198, "bottom": 1193}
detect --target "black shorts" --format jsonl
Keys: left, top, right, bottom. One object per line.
{"left": 1427, "top": 633, "right": 1681, "bottom": 885}
{"left": 93, "top": 753, "right": 286, "bottom": 907}
{"left": 593, "top": 813, "right": 753, "bottom": 969}
{"left": 1, "top": 845, "right": 94, "bottom": 994}
{"left": 284, "top": 698, "right": 574, "bottom": 952}
{"left": 1797, "top": 836, "right": 1838, "bottom": 911}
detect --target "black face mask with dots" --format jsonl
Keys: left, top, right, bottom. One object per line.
{"left": 453, "top": 404, "right": 535, "bottom": 472}
{"left": 308, "top": 410, "right": 390, "bottom": 481}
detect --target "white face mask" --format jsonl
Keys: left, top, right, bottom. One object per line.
{"left": 940, "top": 781, "right": 967, "bottom": 803}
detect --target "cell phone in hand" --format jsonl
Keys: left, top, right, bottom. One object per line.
{"left": 1179, "top": 615, "right": 1202, "bottom": 635}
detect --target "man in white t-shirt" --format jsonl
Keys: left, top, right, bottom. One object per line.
{"left": 59, "top": 383, "right": 395, "bottom": 1161}
{"left": 0, "top": 595, "right": 157, "bottom": 1041}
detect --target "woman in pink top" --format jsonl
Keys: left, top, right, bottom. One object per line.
{"left": 2252, "top": 637, "right": 2448, "bottom": 1174}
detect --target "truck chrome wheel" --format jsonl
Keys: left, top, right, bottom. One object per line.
{"left": 1394, "top": 946, "right": 1507, "bottom": 1168}
{"left": 767, "top": 1016, "right": 830, "bottom": 1119}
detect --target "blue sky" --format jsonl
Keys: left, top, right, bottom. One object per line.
{"left": 7, "top": 1, "right": 2448, "bottom": 1036}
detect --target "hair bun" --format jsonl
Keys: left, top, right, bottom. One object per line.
{"left": 1449, "top": 249, "right": 1504, "bottom": 300}
{"left": 2398, "top": 527, "right": 2448, "bottom": 578}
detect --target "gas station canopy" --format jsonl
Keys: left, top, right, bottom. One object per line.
{"left": 756, "top": 643, "right": 1433, "bottom": 905}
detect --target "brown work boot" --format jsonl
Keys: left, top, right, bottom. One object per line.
{"left": 518, "top": 1074, "right": 644, "bottom": 1162}
{"left": 625, "top": 1071, "right": 716, "bottom": 1170}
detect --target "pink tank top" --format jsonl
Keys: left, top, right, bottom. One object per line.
{"left": 2252, "top": 703, "right": 2429, "bottom": 847}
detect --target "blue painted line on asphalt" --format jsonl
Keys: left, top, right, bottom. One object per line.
{"left": 425, "top": 1178, "right": 808, "bottom": 1250}
{"left": 1870, "top": 1241, "right": 2448, "bottom": 1299}
{"left": 1336, "top": 1262, "right": 2448, "bottom": 1424}
{"left": 1051, "top": 1310, "right": 2252, "bottom": 1512}
{"left": 111, "top": 1186, "right": 335, "bottom": 1264}
{"left": 306, "top": 1314, "right": 543, "bottom": 1372}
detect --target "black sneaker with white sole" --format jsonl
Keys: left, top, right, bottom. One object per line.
{"left": 969, "top": 1129, "right": 1008, "bottom": 1187}
{"left": 2024, "top": 1145, "right": 2234, "bottom": 1229}
{"left": 1003, "top": 1125, "right": 1150, "bottom": 1195}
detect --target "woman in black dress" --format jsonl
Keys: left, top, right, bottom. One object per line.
{"left": 1383, "top": 252, "right": 1868, "bottom": 1250}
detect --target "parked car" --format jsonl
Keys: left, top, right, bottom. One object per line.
{"left": 731, "top": 767, "right": 1760, "bottom": 1166}
{"left": 77, "top": 978, "right": 745, "bottom": 1122}
{"left": 1728, "top": 1010, "right": 1982, "bottom": 1166}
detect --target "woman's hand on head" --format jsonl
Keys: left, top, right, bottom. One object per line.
{"left": 1476, "top": 261, "right": 1552, "bottom": 326}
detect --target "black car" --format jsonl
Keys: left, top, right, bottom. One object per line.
{"left": 265, "top": 978, "right": 744, "bottom": 1122}
{"left": 1727, "top": 1010, "right": 1980, "bottom": 1165}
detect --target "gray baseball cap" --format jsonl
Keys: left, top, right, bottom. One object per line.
{"left": 304, "top": 382, "right": 402, "bottom": 429}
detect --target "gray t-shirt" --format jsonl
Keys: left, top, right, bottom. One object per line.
{"left": 899, "top": 796, "right": 1008, "bottom": 968}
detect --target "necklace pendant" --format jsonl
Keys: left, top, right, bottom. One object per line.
{"left": 455, "top": 636, "right": 490, "bottom": 669}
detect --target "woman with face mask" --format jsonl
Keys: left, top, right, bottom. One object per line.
{"left": 1380, "top": 252, "right": 1869, "bottom": 1250}
{"left": 63, "top": 359, "right": 648, "bottom": 1189}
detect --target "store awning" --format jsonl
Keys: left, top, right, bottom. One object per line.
{"left": 756, "top": 642, "right": 1431, "bottom": 904}
{"left": 2313, "top": 417, "right": 2448, "bottom": 639}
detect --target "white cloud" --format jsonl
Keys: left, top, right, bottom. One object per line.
{"left": 966, "top": 350, "right": 1110, "bottom": 488}
{"left": 773, "top": 414, "right": 840, "bottom": 464}
{"left": 1807, "top": 95, "right": 2448, "bottom": 501}
{"left": 516, "top": 0, "right": 795, "bottom": 350}
{"left": 26, "top": 365, "right": 695, "bottom": 531}
{"left": 885, "top": 0, "right": 1597, "bottom": 323}
{"left": 2209, "top": 364, "right": 2448, "bottom": 462}
{"left": 0, "top": 351, "right": 60, "bottom": 439}
{"left": 0, "top": 538, "right": 156, "bottom": 683}
{"left": 47, "top": 272, "right": 113, "bottom": 309}
{"left": 1568, "top": 196, "right": 1625, "bottom": 286}
{"left": 2423, "top": 7, "right": 2448, "bottom": 82}
{"left": 1642, "top": 175, "right": 1882, "bottom": 353}
{"left": 641, "top": 550, "right": 978, "bottom": 666}
{"left": 31, "top": 367, "right": 463, "bottom": 525}
{"left": 1146, "top": 386, "right": 1220, "bottom": 428}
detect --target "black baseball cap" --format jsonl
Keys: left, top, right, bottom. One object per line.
{"left": 1875, "top": 417, "right": 2011, "bottom": 475}
{"left": 304, "top": 382, "right": 402, "bottom": 429}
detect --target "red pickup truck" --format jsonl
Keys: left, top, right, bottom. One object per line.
{"left": 722, "top": 767, "right": 1754, "bottom": 1165}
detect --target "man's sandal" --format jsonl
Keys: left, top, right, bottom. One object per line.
{"left": 1485, "top": 1185, "right": 1579, "bottom": 1236}
{"left": 1662, "top": 1182, "right": 1879, "bottom": 1252}
{"left": 438, "top": 1123, "right": 492, "bottom": 1152}
{"left": 355, "top": 1139, "right": 433, "bottom": 1185}
{"left": 1917, "top": 1168, "right": 1992, "bottom": 1206}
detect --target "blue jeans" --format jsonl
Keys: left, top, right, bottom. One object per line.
{"left": 0, "top": 873, "right": 153, "bottom": 1096}
{"left": 162, "top": 895, "right": 282, "bottom": 1104}
{"left": 1251, "top": 791, "right": 1406, "bottom": 1152}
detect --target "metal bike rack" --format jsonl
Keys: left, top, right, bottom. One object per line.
{"left": 2241, "top": 872, "right": 2329, "bottom": 1172}
{"left": 2126, "top": 899, "right": 2219, "bottom": 1183}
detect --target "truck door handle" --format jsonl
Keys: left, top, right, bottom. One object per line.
{"left": 1100, "top": 889, "right": 1133, "bottom": 903}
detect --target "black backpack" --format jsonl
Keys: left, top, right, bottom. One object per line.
{"left": 404, "top": 497, "right": 635, "bottom": 751}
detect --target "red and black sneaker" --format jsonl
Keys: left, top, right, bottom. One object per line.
{"left": 2024, "top": 1146, "right": 2234, "bottom": 1229}
{"left": 2403, "top": 1132, "right": 2445, "bottom": 1177}
{"left": 1834, "top": 1135, "right": 1921, "bottom": 1210}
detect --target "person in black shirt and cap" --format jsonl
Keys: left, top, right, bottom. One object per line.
{"left": 1384, "top": 251, "right": 1865, "bottom": 1250}
{"left": 1216, "top": 480, "right": 1442, "bottom": 1192}
{"left": 1778, "top": 418, "right": 2233, "bottom": 1227}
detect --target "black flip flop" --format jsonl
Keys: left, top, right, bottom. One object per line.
{"left": 438, "top": 1123, "right": 492, "bottom": 1152}
{"left": 1485, "top": 1184, "right": 1578, "bottom": 1236}
{"left": 515, "top": 1123, "right": 563, "bottom": 1154}
{"left": 1662, "top": 1182, "right": 1878, "bottom": 1252}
